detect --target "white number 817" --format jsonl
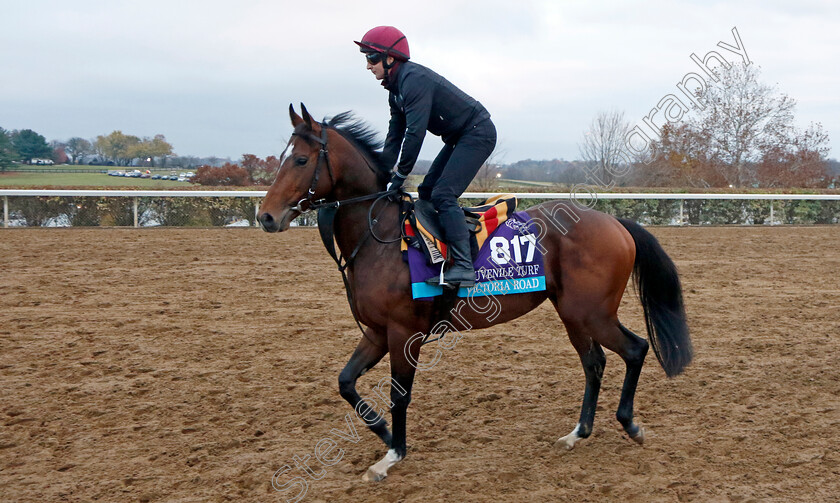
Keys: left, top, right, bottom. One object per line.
{"left": 489, "top": 234, "right": 537, "bottom": 266}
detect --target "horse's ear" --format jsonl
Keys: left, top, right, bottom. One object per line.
{"left": 300, "top": 103, "right": 313, "bottom": 127}
{"left": 289, "top": 104, "right": 303, "bottom": 127}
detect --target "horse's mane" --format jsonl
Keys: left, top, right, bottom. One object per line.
{"left": 324, "top": 111, "right": 390, "bottom": 182}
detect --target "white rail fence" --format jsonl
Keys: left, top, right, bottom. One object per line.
{"left": 2, "top": 190, "right": 840, "bottom": 227}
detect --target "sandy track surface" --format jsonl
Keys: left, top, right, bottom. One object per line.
{"left": 1, "top": 226, "right": 839, "bottom": 502}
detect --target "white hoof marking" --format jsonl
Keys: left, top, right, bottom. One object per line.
{"left": 555, "top": 424, "right": 583, "bottom": 450}
{"left": 362, "top": 448, "right": 402, "bottom": 482}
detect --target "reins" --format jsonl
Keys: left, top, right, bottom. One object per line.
{"left": 313, "top": 190, "right": 402, "bottom": 272}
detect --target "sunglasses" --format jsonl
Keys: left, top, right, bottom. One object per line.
{"left": 365, "top": 52, "right": 385, "bottom": 65}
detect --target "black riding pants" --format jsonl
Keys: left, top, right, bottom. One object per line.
{"left": 417, "top": 119, "right": 497, "bottom": 242}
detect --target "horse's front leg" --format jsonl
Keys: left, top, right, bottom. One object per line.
{"left": 338, "top": 330, "right": 391, "bottom": 446}
{"left": 363, "top": 325, "right": 418, "bottom": 482}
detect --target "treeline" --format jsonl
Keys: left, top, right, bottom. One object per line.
{"left": 0, "top": 127, "right": 180, "bottom": 169}
{"left": 58, "top": 131, "right": 175, "bottom": 167}
{"left": 490, "top": 157, "right": 840, "bottom": 188}
{"left": 189, "top": 153, "right": 840, "bottom": 189}
{"left": 0, "top": 127, "right": 244, "bottom": 171}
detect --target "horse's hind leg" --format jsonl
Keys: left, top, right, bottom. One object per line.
{"left": 609, "top": 323, "right": 649, "bottom": 444}
{"left": 338, "top": 330, "right": 391, "bottom": 447}
{"left": 565, "top": 318, "right": 650, "bottom": 445}
{"left": 555, "top": 318, "right": 607, "bottom": 450}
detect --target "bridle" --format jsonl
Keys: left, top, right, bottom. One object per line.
{"left": 289, "top": 124, "right": 334, "bottom": 213}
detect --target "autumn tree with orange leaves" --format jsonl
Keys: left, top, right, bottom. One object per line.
{"left": 240, "top": 154, "right": 281, "bottom": 185}
{"left": 191, "top": 163, "right": 251, "bottom": 186}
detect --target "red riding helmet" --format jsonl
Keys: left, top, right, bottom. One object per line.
{"left": 354, "top": 26, "right": 410, "bottom": 61}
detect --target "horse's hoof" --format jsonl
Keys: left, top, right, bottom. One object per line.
{"left": 630, "top": 427, "right": 645, "bottom": 446}
{"left": 553, "top": 438, "right": 575, "bottom": 452}
{"left": 554, "top": 433, "right": 579, "bottom": 450}
{"left": 554, "top": 424, "right": 584, "bottom": 451}
{"left": 362, "top": 467, "right": 387, "bottom": 483}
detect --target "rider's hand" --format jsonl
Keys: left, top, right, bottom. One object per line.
{"left": 386, "top": 171, "right": 407, "bottom": 191}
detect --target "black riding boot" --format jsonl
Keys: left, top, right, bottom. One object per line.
{"left": 442, "top": 237, "right": 475, "bottom": 288}
{"left": 426, "top": 207, "right": 475, "bottom": 289}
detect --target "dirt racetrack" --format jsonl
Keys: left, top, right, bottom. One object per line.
{"left": 1, "top": 226, "right": 839, "bottom": 502}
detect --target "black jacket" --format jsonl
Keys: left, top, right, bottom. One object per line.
{"left": 381, "top": 61, "right": 491, "bottom": 175}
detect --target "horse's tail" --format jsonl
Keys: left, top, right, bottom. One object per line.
{"left": 618, "top": 218, "right": 693, "bottom": 377}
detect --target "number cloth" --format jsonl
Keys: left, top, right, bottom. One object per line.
{"left": 404, "top": 210, "right": 546, "bottom": 299}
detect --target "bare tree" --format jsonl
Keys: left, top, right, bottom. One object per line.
{"left": 690, "top": 63, "right": 797, "bottom": 187}
{"left": 579, "top": 110, "right": 632, "bottom": 185}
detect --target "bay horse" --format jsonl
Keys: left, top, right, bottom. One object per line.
{"left": 259, "top": 104, "right": 693, "bottom": 482}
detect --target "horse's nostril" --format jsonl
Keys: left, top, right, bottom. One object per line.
{"left": 259, "top": 212, "right": 277, "bottom": 231}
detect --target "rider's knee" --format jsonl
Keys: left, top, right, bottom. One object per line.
{"left": 417, "top": 185, "right": 432, "bottom": 201}
{"left": 430, "top": 188, "right": 457, "bottom": 211}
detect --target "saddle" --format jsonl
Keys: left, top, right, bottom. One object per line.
{"left": 401, "top": 194, "right": 518, "bottom": 266}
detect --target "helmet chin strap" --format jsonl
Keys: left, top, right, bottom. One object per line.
{"left": 381, "top": 59, "right": 395, "bottom": 87}
{"left": 380, "top": 35, "right": 406, "bottom": 87}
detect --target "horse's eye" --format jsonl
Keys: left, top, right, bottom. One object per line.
{"left": 295, "top": 157, "right": 308, "bottom": 166}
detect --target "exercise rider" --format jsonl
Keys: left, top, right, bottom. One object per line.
{"left": 355, "top": 26, "right": 497, "bottom": 289}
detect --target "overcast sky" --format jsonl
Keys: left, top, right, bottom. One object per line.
{"left": 2, "top": 0, "right": 838, "bottom": 163}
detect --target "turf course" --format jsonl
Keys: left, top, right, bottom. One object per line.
{"left": 0, "top": 172, "right": 192, "bottom": 188}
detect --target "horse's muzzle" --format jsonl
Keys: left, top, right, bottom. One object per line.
{"left": 258, "top": 212, "right": 282, "bottom": 233}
